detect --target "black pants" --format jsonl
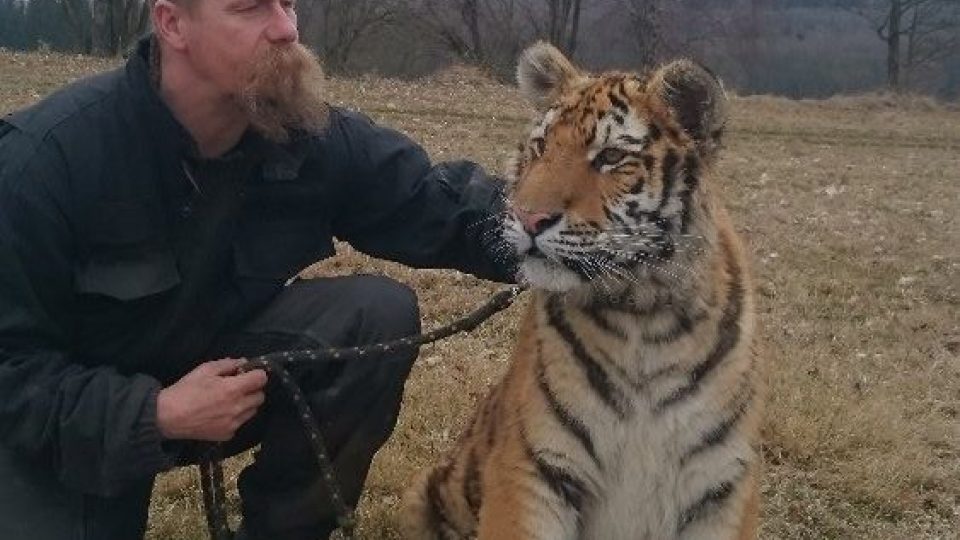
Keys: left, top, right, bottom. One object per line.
{"left": 0, "top": 275, "right": 420, "bottom": 540}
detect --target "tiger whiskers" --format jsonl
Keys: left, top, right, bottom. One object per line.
{"left": 575, "top": 258, "right": 620, "bottom": 298}
{"left": 548, "top": 234, "right": 700, "bottom": 284}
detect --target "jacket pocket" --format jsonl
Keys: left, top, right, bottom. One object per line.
{"left": 75, "top": 247, "right": 180, "bottom": 301}
{"left": 75, "top": 201, "right": 181, "bottom": 301}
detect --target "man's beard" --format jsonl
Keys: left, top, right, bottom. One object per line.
{"left": 236, "top": 43, "right": 328, "bottom": 143}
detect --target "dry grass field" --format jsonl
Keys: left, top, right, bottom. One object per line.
{"left": 2, "top": 49, "right": 958, "bottom": 539}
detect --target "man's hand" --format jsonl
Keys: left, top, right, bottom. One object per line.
{"left": 156, "top": 358, "right": 268, "bottom": 442}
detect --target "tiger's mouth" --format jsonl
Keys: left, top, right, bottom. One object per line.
{"left": 504, "top": 202, "right": 681, "bottom": 292}
{"left": 508, "top": 224, "right": 624, "bottom": 292}
{"left": 516, "top": 228, "right": 678, "bottom": 293}
{"left": 503, "top": 215, "right": 577, "bottom": 291}
{"left": 524, "top": 243, "right": 547, "bottom": 259}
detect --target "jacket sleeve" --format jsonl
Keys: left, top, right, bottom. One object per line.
{"left": 0, "top": 127, "right": 175, "bottom": 496}
{"left": 327, "top": 109, "right": 519, "bottom": 283}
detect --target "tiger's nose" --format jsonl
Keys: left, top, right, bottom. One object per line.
{"left": 514, "top": 208, "right": 562, "bottom": 236}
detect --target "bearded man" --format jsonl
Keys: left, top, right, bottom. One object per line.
{"left": 0, "top": 1, "right": 516, "bottom": 539}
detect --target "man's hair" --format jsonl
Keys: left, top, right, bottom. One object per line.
{"left": 151, "top": 0, "right": 198, "bottom": 9}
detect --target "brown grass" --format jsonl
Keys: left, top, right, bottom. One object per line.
{"left": 2, "top": 53, "right": 958, "bottom": 539}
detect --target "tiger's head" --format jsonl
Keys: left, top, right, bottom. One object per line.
{"left": 504, "top": 42, "right": 728, "bottom": 294}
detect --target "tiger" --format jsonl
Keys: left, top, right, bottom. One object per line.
{"left": 400, "top": 41, "right": 762, "bottom": 540}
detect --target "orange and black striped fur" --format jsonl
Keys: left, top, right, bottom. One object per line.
{"left": 401, "top": 42, "right": 761, "bottom": 540}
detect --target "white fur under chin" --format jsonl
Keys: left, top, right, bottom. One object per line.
{"left": 519, "top": 257, "right": 585, "bottom": 293}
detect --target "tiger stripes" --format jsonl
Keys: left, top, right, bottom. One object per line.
{"left": 401, "top": 42, "right": 762, "bottom": 540}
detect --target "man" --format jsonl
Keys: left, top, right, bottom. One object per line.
{"left": 0, "top": 0, "right": 516, "bottom": 538}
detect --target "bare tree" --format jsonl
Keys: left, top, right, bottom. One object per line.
{"left": 880, "top": 0, "right": 905, "bottom": 89}
{"left": 0, "top": 0, "right": 27, "bottom": 48}
{"left": 58, "top": 0, "right": 93, "bottom": 53}
{"left": 412, "top": 0, "right": 486, "bottom": 63}
{"left": 91, "top": 0, "right": 109, "bottom": 54}
{"left": 849, "top": 0, "right": 960, "bottom": 91}
{"left": 524, "top": 0, "right": 583, "bottom": 57}
{"left": 404, "top": 0, "right": 527, "bottom": 75}
{"left": 486, "top": 0, "right": 527, "bottom": 63}
{"left": 61, "top": 0, "right": 148, "bottom": 56}
{"left": 549, "top": 0, "right": 583, "bottom": 55}
{"left": 639, "top": 0, "right": 739, "bottom": 61}
{"left": 299, "top": 0, "right": 399, "bottom": 73}
{"left": 621, "top": 0, "right": 662, "bottom": 68}
{"left": 902, "top": 0, "right": 960, "bottom": 88}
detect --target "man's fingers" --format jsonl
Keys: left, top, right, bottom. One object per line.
{"left": 234, "top": 407, "right": 259, "bottom": 430}
{"left": 204, "top": 358, "right": 246, "bottom": 376}
{"left": 237, "top": 391, "right": 266, "bottom": 413}
{"left": 229, "top": 368, "right": 269, "bottom": 393}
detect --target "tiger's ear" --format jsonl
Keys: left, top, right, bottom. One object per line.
{"left": 517, "top": 41, "right": 583, "bottom": 110}
{"left": 648, "top": 60, "right": 728, "bottom": 157}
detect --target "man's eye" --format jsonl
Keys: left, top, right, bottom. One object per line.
{"left": 592, "top": 147, "right": 627, "bottom": 169}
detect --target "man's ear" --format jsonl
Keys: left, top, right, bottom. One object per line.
{"left": 516, "top": 41, "right": 584, "bottom": 111}
{"left": 648, "top": 60, "right": 728, "bottom": 157}
{"left": 152, "top": 0, "right": 189, "bottom": 52}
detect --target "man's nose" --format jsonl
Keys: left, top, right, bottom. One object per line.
{"left": 265, "top": 2, "right": 299, "bottom": 44}
{"left": 514, "top": 208, "right": 562, "bottom": 236}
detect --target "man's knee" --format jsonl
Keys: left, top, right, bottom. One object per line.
{"left": 342, "top": 274, "right": 420, "bottom": 342}
{"left": 246, "top": 274, "right": 422, "bottom": 405}
{"left": 279, "top": 275, "right": 420, "bottom": 392}
{"left": 338, "top": 275, "right": 421, "bottom": 389}
{"left": 238, "top": 274, "right": 419, "bottom": 352}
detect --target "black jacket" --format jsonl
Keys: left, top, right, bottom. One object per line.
{"left": 0, "top": 39, "right": 514, "bottom": 496}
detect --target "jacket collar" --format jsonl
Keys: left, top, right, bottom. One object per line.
{"left": 126, "top": 36, "right": 195, "bottom": 167}
{"left": 246, "top": 130, "right": 312, "bottom": 182}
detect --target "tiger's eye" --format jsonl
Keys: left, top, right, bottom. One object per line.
{"left": 593, "top": 147, "right": 627, "bottom": 169}
{"left": 532, "top": 137, "right": 546, "bottom": 156}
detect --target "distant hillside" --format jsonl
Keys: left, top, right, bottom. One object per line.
{"left": 1, "top": 0, "right": 958, "bottom": 100}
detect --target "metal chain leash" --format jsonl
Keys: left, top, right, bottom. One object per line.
{"left": 199, "top": 285, "right": 527, "bottom": 540}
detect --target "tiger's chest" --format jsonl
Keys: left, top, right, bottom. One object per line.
{"left": 566, "top": 337, "right": 753, "bottom": 539}
{"left": 579, "top": 402, "right": 730, "bottom": 539}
